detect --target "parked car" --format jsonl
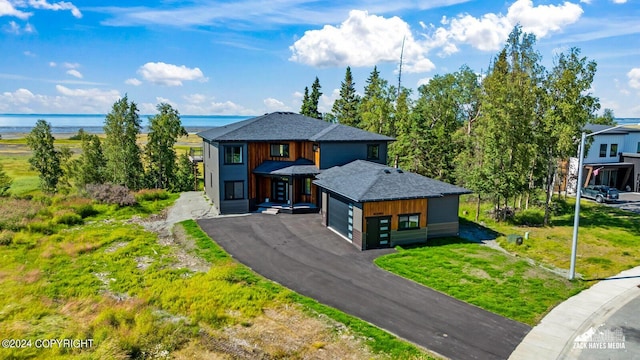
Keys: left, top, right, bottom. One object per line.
{"left": 581, "top": 185, "right": 619, "bottom": 203}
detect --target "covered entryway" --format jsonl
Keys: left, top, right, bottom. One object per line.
{"left": 328, "top": 194, "right": 350, "bottom": 238}
{"left": 365, "top": 216, "right": 391, "bottom": 249}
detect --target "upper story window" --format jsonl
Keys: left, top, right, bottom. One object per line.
{"left": 637, "top": 142, "right": 640, "bottom": 154}
{"left": 224, "top": 145, "right": 243, "bottom": 164}
{"left": 610, "top": 144, "right": 618, "bottom": 157}
{"left": 270, "top": 143, "right": 289, "bottom": 158}
{"left": 367, "top": 144, "right": 380, "bottom": 160}
{"left": 599, "top": 144, "right": 607, "bottom": 158}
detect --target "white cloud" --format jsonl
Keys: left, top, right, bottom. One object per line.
{"left": 23, "top": 50, "right": 35, "bottom": 56}
{"left": 628, "top": 68, "right": 640, "bottom": 90}
{"left": 0, "top": 0, "right": 31, "bottom": 19}
{"left": 49, "top": 61, "right": 57, "bottom": 67}
{"left": 62, "top": 62, "right": 80, "bottom": 69}
{"left": 290, "top": 10, "right": 435, "bottom": 73}
{"left": 417, "top": 77, "right": 431, "bottom": 87}
{"left": 423, "top": 0, "right": 583, "bottom": 53}
{"left": 66, "top": 69, "right": 82, "bottom": 78}
{"left": 137, "top": 62, "right": 206, "bottom": 86}
{"left": 125, "top": 78, "right": 142, "bottom": 86}
{"left": 0, "top": 86, "right": 120, "bottom": 113}
{"left": 27, "top": 0, "right": 82, "bottom": 18}
{"left": 178, "top": 93, "right": 254, "bottom": 115}
{"left": 612, "top": 0, "right": 627, "bottom": 3}
{"left": 263, "top": 97, "right": 288, "bottom": 111}
{"left": 4, "top": 20, "right": 34, "bottom": 34}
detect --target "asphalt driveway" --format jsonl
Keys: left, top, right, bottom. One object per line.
{"left": 198, "top": 213, "right": 530, "bottom": 360}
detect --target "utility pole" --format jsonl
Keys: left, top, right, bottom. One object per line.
{"left": 397, "top": 36, "right": 405, "bottom": 98}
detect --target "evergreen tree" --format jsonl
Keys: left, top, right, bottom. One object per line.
{"left": 308, "top": 77, "right": 323, "bottom": 119}
{"left": 331, "top": 66, "right": 361, "bottom": 126}
{"left": 172, "top": 153, "right": 197, "bottom": 192}
{"left": 145, "top": 103, "right": 187, "bottom": 189}
{"left": 359, "top": 66, "right": 393, "bottom": 135}
{"left": 300, "top": 86, "right": 311, "bottom": 116}
{"left": 75, "top": 133, "right": 106, "bottom": 187}
{"left": 103, "top": 96, "right": 144, "bottom": 190}
{"left": 26, "top": 120, "right": 62, "bottom": 193}
{"left": 0, "top": 162, "right": 12, "bottom": 196}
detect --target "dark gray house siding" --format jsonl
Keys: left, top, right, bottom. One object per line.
{"left": 218, "top": 142, "right": 249, "bottom": 214}
{"left": 203, "top": 140, "right": 220, "bottom": 209}
{"left": 319, "top": 142, "right": 388, "bottom": 169}
{"left": 427, "top": 195, "right": 461, "bottom": 238}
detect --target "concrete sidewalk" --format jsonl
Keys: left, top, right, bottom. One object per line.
{"left": 510, "top": 266, "right": 640, "bottom": 360}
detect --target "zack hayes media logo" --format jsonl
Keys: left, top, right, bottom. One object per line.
{"left": 573, "top": 324, "right": 626, "bottom": 350}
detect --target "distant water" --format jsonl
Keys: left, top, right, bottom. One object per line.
{"left": 1, "top": 114, "right": 638, "bottom": 136}
{"left": 0, "top": 114, "right": 251, "bottom": 135}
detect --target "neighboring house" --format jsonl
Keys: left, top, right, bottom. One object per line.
{"left": 198, "top": 111, "right": 470, "bottom": 250}
{"left": 568, "top": 124, "right": 640, "bottom": 193}
{"left": 314, "top": 160, "right": 471, "bottom": 250}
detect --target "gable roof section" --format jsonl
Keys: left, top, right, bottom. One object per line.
{"left": 197, "top": 112, "right": 394, "bottom": 142}
{"left": 252, "top": 158, "right": 320, "bottom": 176}
{"left": 314, "top": 160, "right": 471, "bottom": 202}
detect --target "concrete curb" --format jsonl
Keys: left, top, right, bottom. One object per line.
{"left": 509, "top": 267, "right": 640, "bottom": 360}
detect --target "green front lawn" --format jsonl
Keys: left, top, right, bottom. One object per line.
{"left": 375, "top": 238, "right": 586, "bottom": 326}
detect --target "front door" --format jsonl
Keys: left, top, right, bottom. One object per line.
{"left": 272, "top": 178, "right": 289, "bottom": 203}
{"left": 366, "top": 216, "right": 391, "bottom": 249}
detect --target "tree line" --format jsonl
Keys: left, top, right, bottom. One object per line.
{"left": 300, "top": 26, "right": 615, "bottom": 225}
{"left": 26, "top": 97, "right": 196, "bottom": 196}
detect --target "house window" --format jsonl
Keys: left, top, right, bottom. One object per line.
{"left": 610, "top": 144, "right": 618, "bottom": 157}
{"left": 270, "top": 143, "right": 289, "bottom": 157}
{"left": 637, "top": 142, "right": 640, "bottom": 154}
{"left": 367, "top": 144, "right": 380, "bottom": 160}
{"left": 398, "top": 214, "right": 420, "bottom": 230}
{"left": 224, "top": 181, "right": 244, "bottom": 200}
{"left": 599, "top": 144, "right": 607, "bottom": 158}
{"left": 303, "top": 178, "right": 312, "bottom": 195}
{"left": 224, "top": 145, "right": 243, "bottom": 164}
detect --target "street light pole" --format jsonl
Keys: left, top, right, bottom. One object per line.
{"left": 569, "top": 131, "right": 586, "bottom": 280}
{"left": 568, "top": 123, "right": 636, "bottom": 280}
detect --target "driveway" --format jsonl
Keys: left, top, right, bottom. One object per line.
{"left": 607, "top": 192, "right": 640, "bottom": 214}
{"left": 198, "top": 213, "right": 530, "bottom": 360}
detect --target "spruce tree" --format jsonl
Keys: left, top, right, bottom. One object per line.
{"left": 331, "top": 67, "right": 361, "bottom": 126}
{"left": 103, "top": 96, "right": 144, "bottom": 190}
{"left": 26, "top": 120, "right": 62, "bottom": 193}
{"left": 145, "top": 103, "right": 187, "bottom": 189}
{"left": 0, "top": 162, "right": 12, "bottom": 196}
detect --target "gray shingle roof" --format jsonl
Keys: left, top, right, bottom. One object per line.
{"left": 252, "top": 158, "right": 320, "bottom": 176}
{"left": 314, "top": 160, "right": 471, "bottom": 202}
{"left": 197, "top": 112, "right": 394, "bottom": 142}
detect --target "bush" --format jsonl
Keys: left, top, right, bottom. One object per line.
{"left": 73, "top": 204, "right": 99, "bottom": 218}
{"left": 27, "top": 221, "right": 56, "bottom": 235}
{"left": 135, "top": 189, "right": 169, "bottom": 202}
{"left": 53, "top": 211, "right": 84, "bottom": 226}
{"left": 86, "top": 183, "right": 137, "bottom": 206}
{"left": 67, "top": 128, "right": 86, "bottom": 140}
{"left": 0, "top": 230, "right": 14, "bottom": 246}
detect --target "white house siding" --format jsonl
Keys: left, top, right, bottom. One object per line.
{"left": 623, "top": 133, "right": 640, "bottom": 154}
{"left": 583, "top": 134, "right": 627, "bottom": 164}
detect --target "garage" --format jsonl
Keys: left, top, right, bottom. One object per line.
{"left": 328, "top": 193, "right": 350, "bottom": 238}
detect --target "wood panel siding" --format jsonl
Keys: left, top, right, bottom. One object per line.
{"left": 363, "top": 198, "right": 428, "bottom": 232}
{"left": 248, "top": 141, "right": 316, "bottom": 200}
{"left": 314, "top": 144, "right": 320, "bottom": 167}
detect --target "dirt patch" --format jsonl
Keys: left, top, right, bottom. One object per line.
{"left": 173, "top": 304, "right": 382, "bottom": 360}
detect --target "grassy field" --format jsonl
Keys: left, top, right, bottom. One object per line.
{"left": 0, "top": 139, "right": 434, "bottom": 359}
{"left": 375, "top": 238, "right": 585, "bottom": 325}
{"left": 459, "top": 196, "right": 640, "bottom": 280}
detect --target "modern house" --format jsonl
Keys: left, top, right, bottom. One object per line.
{"left": 314, "top": 160, "right": 470, "bottom": 250}
{"left": 568, "top": 124, "right": 640, "bottom": 193}
{"left": 198, "top": 112, "right": 471, "bottom": 250}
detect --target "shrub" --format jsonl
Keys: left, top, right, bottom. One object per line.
{"left": 513, "top": 209, "right": 544, "bottom": 226}
{"left": 73, "top": 204, "right": 99, "bottom": 218}
{"left": 0, "top": 230, "right": 14, "bottom": 246}
{"left": 67, "top": 128, "right": 86, "bottom": 140}
{"left": 135, "top": 189, "right": 169, "bottom": 202}
{"left": 27, "top": 221, "right": 56, "bottom": 235}
{"left": 53, "top": 211, "right": 84, "bottom": 226}
{"left": 86, "top": 183, "right": 137, "bottom": 206}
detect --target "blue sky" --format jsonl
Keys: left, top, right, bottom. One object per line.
{"left": 1, "top": 0, "right": 639, "bottom": 117}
